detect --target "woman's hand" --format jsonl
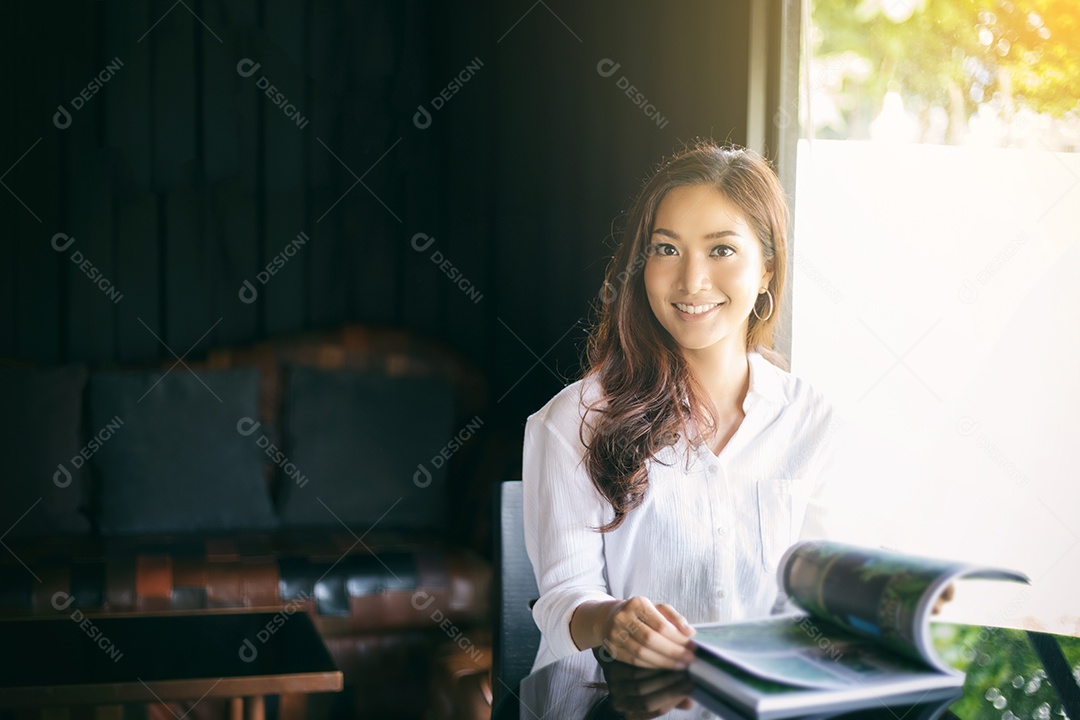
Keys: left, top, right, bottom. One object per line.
{"left": 931, "top": 582, "right": 956, "bottom": 615}
{"left": 593, "top": 650, "right": 695, "bottom": 719}
{"left": 595, "top": 596, "right": 697, "bottom": 670}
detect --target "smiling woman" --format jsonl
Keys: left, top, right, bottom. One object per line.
{"left": 644, "top": 184, "right": 777, "bottom": 457}
{"left": 521, "top": 141, "right": 846, "bottom": 677}
{"left": 582, "top": 142, "right": 792, "bottom": 524}
{"left": 645, "top": 186, "right": 774, "bottom": 362}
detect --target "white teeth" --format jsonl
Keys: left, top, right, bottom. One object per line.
{"left": 674, "top": 303, "right": 719, "bottom": 315}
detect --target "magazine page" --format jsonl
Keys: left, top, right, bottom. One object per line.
{"left": 778, "top": 541, "right": 1028, "bottom": 672}
{"left": 690, "top": 542, "right": 1027, "bottom": 690}
{"left": 690, "top": 614, "right": 940, "bottom": 690}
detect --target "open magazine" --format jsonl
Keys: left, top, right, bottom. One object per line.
{"left": 687, "top": 541, "right": 1028, "bottom": 719}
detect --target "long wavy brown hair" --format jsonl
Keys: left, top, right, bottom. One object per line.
{"left": 580, "top": 141, "right": 790, "bottom": 533}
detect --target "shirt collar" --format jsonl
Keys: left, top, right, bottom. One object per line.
{"left": 746, "top": 349, "right": 788, "bottom": 407}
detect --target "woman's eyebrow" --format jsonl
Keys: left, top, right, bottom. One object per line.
{"left": 650, "top": 228, "right": 742, "bottom": 240}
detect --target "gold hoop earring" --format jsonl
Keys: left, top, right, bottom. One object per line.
{"left": 752, "top": 289, "right": 774, "bottom": 322}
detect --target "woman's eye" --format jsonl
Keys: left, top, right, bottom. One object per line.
{"left": 712, "top": 245, "right": 734, "bottom": 257}
{"left": 648, "top": 243, "right": 677, "bottom": 257}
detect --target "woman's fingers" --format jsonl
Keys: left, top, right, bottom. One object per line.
{"left": 598, "top": 656, "right": 668, "bottom": 683}
{"left": 656, "top": 602, "right": 696, "bottom": 639}
{"left": 602, "top": 598, "right": 696, "bottom": 669}
{"left": 631, "top": 600, "right": 696, "bottom": 664}
{"left": 602, "top": 635, "right": 676, "bottom": 669}
{"left": 932, "top": 582, "right": 956, "bottom": 616}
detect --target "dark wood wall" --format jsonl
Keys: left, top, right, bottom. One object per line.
{"left": 0, "top": 0, "right": 755, "bottom": 427}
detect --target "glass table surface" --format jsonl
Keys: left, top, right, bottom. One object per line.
{"left": 515, "top": 623, "right": 1080, "bottom": 720}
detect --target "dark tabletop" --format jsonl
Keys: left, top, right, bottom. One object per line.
{"left": 514, "top": 623, "right": 1080, "bottom": 720}
{"left": 0, "top": 610, "right": 342, "bottom": 706}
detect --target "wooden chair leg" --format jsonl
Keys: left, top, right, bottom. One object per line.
{"left": 93, "top": 705, "right": 124, "bottom": 720}
{"left": 277, "top": 693, "right": 307, "bottom": 720}
{"left": 244, "top": 696, "right": 265, "bottom": 720}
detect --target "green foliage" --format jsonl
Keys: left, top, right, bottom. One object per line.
{"left": 931, "top": 623, "right": 1080, "bottom": 720}
{"left": 810, "top": 0, "right": 1080, "bottom": 138}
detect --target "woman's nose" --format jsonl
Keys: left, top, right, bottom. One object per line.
{"left": 678, "top": 253, "right": 711, "bottom": 293}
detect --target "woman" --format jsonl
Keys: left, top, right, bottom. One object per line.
{"left": 522, "top": 141, "right": 842, "bottom": 675}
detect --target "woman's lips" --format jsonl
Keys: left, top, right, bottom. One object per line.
{"left": 672, "top": 302, "right": 722, "bottom": 320}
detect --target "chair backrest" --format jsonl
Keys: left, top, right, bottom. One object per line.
{"left": 491, "top": 480, "right": 541, "bottom": 711}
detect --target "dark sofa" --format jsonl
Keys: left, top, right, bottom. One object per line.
{"left": 0, "top": 325, "right": 497, "bottom": 720}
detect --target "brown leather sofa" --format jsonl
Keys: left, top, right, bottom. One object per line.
{"left": 0, "top": 325, "right": 499, "bottom": 719}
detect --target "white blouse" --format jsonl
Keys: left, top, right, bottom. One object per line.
{"left": 522, "top": 350, "right": 843, "bottom": 673}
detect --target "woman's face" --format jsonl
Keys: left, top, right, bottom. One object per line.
{"left": 643, "top": 184, "right": 773, "bottom": 354}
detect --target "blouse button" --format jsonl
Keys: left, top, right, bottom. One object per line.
{"left": 716, "top": 589, "right": 726, "bottom": 599}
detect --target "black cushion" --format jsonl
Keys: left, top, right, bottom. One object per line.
{"left": 86, "top": 367, "right": 278, "bottom": 534}
{"left": 0, "top": 364, "right": 91, "bottom": 536}
{"left": 277, "top": 366, "right": 455, "bottom": 532}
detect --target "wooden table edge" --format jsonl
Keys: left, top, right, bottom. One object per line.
{"left": 0, "top": 671, "right": 344, "bottom": 708}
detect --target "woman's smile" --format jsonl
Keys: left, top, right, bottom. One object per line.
{"left": 644, "top": 184, "right": 772, "bottom": 353}
{"left": 672, "top": 301, "right": 724, "bottom": 319}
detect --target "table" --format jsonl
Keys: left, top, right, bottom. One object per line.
{"left": 510, "top": 623, "right": 1080, "bottom": 720}
{"left": 0, "top": 609, "right": 343, "bottom": 719}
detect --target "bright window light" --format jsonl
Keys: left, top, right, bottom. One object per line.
{"left": 791, "top": 0, "right": 1080, "bottom": 636}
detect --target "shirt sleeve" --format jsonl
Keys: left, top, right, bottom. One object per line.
{"left": 522, "top": 407, "right": 617, "bottom": 661}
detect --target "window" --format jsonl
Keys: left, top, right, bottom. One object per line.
{"left": 792, "top": 0, "right": 1079, "bottom": 635}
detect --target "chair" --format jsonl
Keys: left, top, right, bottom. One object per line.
{"left": 491, "top": 480, "right": 541, "bottom": 716}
